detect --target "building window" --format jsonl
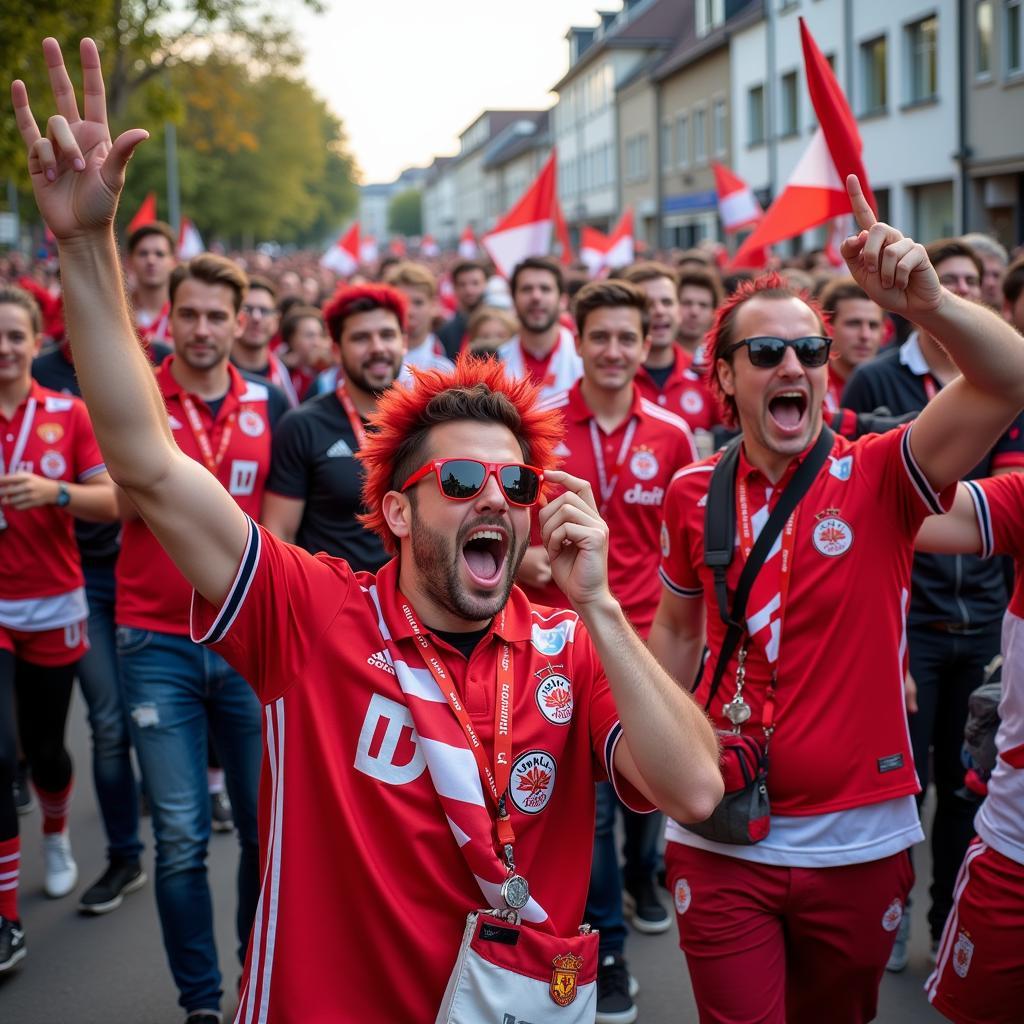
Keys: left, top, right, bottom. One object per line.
{"left": 1009, "top": 0, "right": 1023, "bottom": 74}
{"left": 696, "top": 0, "right": 725, "bottom": 37}
{"left": 779, "top": 70, "right": 799, "bottom": 136}
{"left": 675, "top": 113, "right": 689, "bottom": 167}
{"left": 693, "top": 107, "right": 707, "bottom": 164}
{"left": 906, "top": 15, "right": 939, "bottom": 103}
{"left": 976, "top": 1, "right": 993, "bottom": 75}
{"left": 626, "top": 134, "right": 650, "bottom": 183}
{"left": 860, "top": 36, "right": 888, "bottom": 113}
{"left": 712, "top": 99, "right": 727, "bottom": 156}
{"left": 748, "top": 84, "right": 766, "bottom": 145}
{"left": 662, "top": 121, "right": 673, "bottom": 173}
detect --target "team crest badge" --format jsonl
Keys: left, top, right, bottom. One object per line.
{"left": 812, "top": 509, "right": 853, "bottom": 557}
{"left": 881, "top": 899, "right": 903, "bottom": 932}
{"left": 953, "top": 931, "right": 974, "bottom": 978}
{"left": 40, "top": 450, "right": 67, "bottom": 479}
{"left": 681, "top": 390, "right": 704, "bottom": 415}
{"left": 238, "top": 410, "right": 265, "bottom": 437}
{"left": 509, "top": 750, "right": 557, "bottom": 814}
{"left": 535, "top": 671, "right": 573, "bottom": 725}
{"left": 630, "top": 446, "right": 659, "bottom": 481}
{"left": 674, "top": 878, "right": 691, "bottom": 915}
{"left": 531, "top": 620, "right": 572, "bottom": 656}
{"left": 549, "top": 952, "right": 583, "bottom": 1007}
{"left": 37, "top": 422, "right": 64, "bottom": 444}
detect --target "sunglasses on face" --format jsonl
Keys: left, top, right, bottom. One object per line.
{"left": 401, "top": 459, "right": 544, "bottom": 506}
{"left": 725, "top": 335, "right": 832, "bottom": 369}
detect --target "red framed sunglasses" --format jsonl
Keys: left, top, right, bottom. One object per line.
{"left": 401, "top": 459, "right": 545, "bottom": 506}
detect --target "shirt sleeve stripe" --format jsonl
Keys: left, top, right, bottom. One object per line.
{"left": 604, "top": 723, "right": 655, "bottom": 814}
{"left": 963, "top": 480, "right": 994, "bottom": 559}
{"left": 192, "top": 516, "right": 262, "bottom": 645}
{"left": 900, "top": 426, "right": 946, "bottom": 516}
{"left": 659, "top": 566, "right": 703, "bottom": 599}
{"left": 78, "top": 463, "right": 107, "bottom": 481}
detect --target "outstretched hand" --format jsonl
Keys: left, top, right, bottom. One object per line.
{"left": 840, "top": 175, "right": 944, "bottom": 318}
{"left": 11, "top": 38, "right": 148, "bottom": 241}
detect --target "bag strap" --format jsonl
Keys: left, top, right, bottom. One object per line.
{"left": 701, "top": 427, "right": 834, "bottom": 710}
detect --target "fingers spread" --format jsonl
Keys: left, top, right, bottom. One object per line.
{"left": 80, "top": 38, "right": 108, "bottom": 126}
{"left": 846, "top": 175, "right": 876, "bottom": 232}
{"left": 43, "top": 37, "right": 81, "bottom": 124}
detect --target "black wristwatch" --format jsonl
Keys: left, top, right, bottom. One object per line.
{"left": 55, "top": 483, "right": 71, "bottom": 508}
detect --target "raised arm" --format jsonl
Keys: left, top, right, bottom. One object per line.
{"left": 841, "top": 175, "right": 1024, "bottom": 493}
{"left": 12, "top": 39, "right": 247, "bottom": 605}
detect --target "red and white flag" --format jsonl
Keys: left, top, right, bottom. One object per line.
{"left": 732, "top": 18, "right": 875, "bottom": 269}
{"left": 579, "top": 208, "right": 634, "bottom": 277}
{"left": 553, "top": 197, "right": 575, "bottom": 266}
{"left": 579, "top": 226, "right": 610, "bottom": 277}
{"left": 458, "top": 227, "right": 478, "bottom": 259}
{"left": 321, "top": 223, "right": 360, "bottom": 276}
{"left": 359, "top": 235, "right": 379, "bottom": 264}
{"left": 177, "top": 217, "right": 204, "bottom": 259}
{"left": 421, "top": 234, "right": 440, "bottom": 257}
{"left": 126, "top": 192, "right": 157, "bottom": 236}
{"left": 712, "top": 163, "right": 763, "bottom": 233}
{"left": 482, "top": 152, "right": 557, "bottom": 278}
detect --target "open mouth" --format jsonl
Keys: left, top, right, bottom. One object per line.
{"left": 767, "top": 391, "right": 808, "bottom": 433}
{"left": 461, "top": 527, "right": 509, "bottom": 587}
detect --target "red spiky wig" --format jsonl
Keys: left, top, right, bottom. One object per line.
{"left": 703, "top": 272, "right": 829, "bottom": 428}
{"left": 357, "top": 356, "right": 565, "bottom": 553}
{"left": 322, "top": 282, "right": 409, "bottom": 343}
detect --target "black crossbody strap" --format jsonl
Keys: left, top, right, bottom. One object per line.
{"left": 700, "top": 427, "right": 834, "bottom": 710}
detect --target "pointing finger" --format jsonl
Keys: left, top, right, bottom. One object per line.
{"left": 846, "top": 174, "right": 876, "bottom": 233}
{"left": 43, "top": 37, "right": 82, "bottom": 124}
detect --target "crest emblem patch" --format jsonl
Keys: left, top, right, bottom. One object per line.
{"left": 550, "top": 952, "right": 583, "bottom": 1006}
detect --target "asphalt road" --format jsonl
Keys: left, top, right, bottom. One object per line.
{"left": 1, "top": 690, "right": 948, "bottom": 1023}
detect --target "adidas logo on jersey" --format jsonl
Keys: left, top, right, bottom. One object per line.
{"left": 367, "top": 649, "right": 395, "bottom": 675}
{"left": 327, "top": 439, "right": 354, "bottom": 458}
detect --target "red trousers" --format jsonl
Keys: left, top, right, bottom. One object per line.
{"left": 665, "top": 842, "right": 914, "bottom": 1024}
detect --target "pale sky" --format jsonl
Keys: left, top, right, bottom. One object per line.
{"left": 294, "top": 0, "right": 622, "bottom": 184}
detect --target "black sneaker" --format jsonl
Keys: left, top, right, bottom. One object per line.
{"left": 78, "top": 858, "right": 147, "bottom": 915}
{"left": 13, "top": 761, "right": 34, "bottom": 816}
{"left": 596, "top": 953, "right": 638, "bottom": 1024}
{"left": 0, "top": 916, "right": 26, "bottom": 973}
{"left": 624, "top": 876, "right": 672, "bottom": 934}
{"left": 210, "top": 791, "right": 233, "bottom": 833}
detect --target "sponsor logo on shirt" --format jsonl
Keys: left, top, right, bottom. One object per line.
{"left": 829, "top": 455, "right": 853, "bottom": 481}
{"left": 630, "top": 446, "right": 659, "bottom": 481}
{"left": 531, "top": 620, "right": 572, "bottom": 656}
{"left": 367, "top": 649, "right": 395, "bottom": 675}
{"left": 40, "top": 450, "right": 67, "bottom": 479}
{"left": 535, "top": 671, "right": 573, "bottom": 725}
{"left": 238, "top": 409, "right": 265, "bottom": 437}
{"left": 673, "top": 878, "right": 691, "bottom": 915}
{"left": 681, "top": 390, "right": 704, "bottom": 415}
{"left": 623, "top": 483, "right": 665, "bottom": 506}
{"left": 326, "top": 438, "right": 354, "bottom": 458}
{"left": 881, "top": 899, "right": 903, "bottom": 932}
{"left": 509, "top": 749, "right": 557, "bottom": 814}
{"left": 37, "top": 422, "right": 64, "bottom": 444}
{"left": 952, "top": 930, "right": 974, "bottom": 978}
{"left": 167, "top": 415, "right": 184, "bottom": 430}
{"left": 812, "top": 509, "right": 853, "bottom": 557}
{"left": 228, "top": 460, "right": 259, "bottom": 497}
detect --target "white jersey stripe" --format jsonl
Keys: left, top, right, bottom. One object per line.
{"left": 257, "top": 698, "right": 286, "bottom": 1024}
{"left": 393, "top": 659, "right": 447, "bottom": 703}
{"left": 418, "top": 736, "right": 486, "bottom": 807}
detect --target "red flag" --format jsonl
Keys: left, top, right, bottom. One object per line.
{"left": 712, "top": 163, "right": 763, "bottom": 233}
{"left": 388, "top": 237, "right": 408, "bottom": 258}
{"left": 553, "top": 198, "right": 574, "bottom": 266}
{"left": 126, "top": 192, "right": 157, "bottom": 236}
{"left": 321, "top": 223, "right": 360, "bottom": 275}
{"left": 580, "top": 226, "right": 610, "bottom": 277}
{"left": 482, "top": 152, "right": 557, "bottom": 277}
{"left": 604, "top": 207, "right": 634, "bottom": 270}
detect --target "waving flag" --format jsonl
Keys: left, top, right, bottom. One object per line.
{"left": 321, "top": 223, "right": 360, "bottom": 275}
{"left": 177, "top": 217, "right": 205, "bottom": 259}
{"left": 579, "top": 209, "right": 634, "bottom": 277}
{"left": 712, "top": 163, "right": 763, "bottom": 233}
{"left": 458, "top": 227, "right": 479, "bottom": 259}
{"left": 482, "top": 152, "right": 557, "bottom": 278}
{"left": 126, "top": 192, "right": 157, "bottom": 236}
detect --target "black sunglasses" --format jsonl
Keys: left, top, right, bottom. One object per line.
{"left": 725, "top": 335, "right": 832, "bottom": 369}
{"left": 401, "top": 459, "right": 544, "bottom": 506}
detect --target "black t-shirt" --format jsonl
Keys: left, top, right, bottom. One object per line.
{"left": 644, "top": 359, "right": 675, "bottom": 391}
{"left": 437, "top": 311, "right": 468, "bottom": 360}
{"left": 843, "top": 343, "right": 1024, "bottom": 627}
{"left": 265, "top": 391, "right": 388, "bottom": 571}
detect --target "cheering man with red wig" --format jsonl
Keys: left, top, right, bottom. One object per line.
{"left": 12, "top": 39, "right": 723, "bottom": 1023}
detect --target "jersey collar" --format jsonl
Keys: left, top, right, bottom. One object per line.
{"left": 737, "top": 428, "right": 827, "bottom": 488}
{"left": 158, "top": 356, "right": 247, "bottom": 412}
{"left": 566, "top": 378, "right": 643, "bottom": 427}
{"left": 634, "top": 344, "right": 691, "bottom": 391}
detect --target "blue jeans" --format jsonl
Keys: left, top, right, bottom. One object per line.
{"left": 78, "top": 561, "right": 143, "bottom": 862}
{"left": 118, "top": 627, "right": 262, "bottom": 1015}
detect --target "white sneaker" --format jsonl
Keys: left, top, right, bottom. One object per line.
{"left": 43, "top": 831, "right": 78, "bottom": 898}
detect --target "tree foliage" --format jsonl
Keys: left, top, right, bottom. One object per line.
{"left": 388, "top": 189, "right": 423, "bottom": 237}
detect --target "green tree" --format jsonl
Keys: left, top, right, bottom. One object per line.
{"left": 388, "top": 189, "right": 422, "bottom": 237}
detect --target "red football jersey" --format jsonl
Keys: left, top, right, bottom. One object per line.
{"left": 659, "top": 424, "right": 955, "bottom": 815}
{"left": 116, "top": 359, "right": 274, "bottom": 634}
{"left": 525, "top": 382, "right": 697, "bottom": 636}
{"left": 634, "top": 345, "right": 721, "bottom": 432}
{"left": 0, "top": 381, "right": 105, "bottom": 601}
{"left": 191, "top": 523, "right": 646, "bottom": 1023}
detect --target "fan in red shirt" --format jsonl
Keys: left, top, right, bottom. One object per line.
{"left": 14, "top": 38, "right": 724, "bottom": 1021}
{"left": 0, "top": 285, "right": 117, "bottom": 973}
{"left": 648, "top": 177, "right": 1024, "bottom": 1024}
{"left": 818, "top": 276, "right": 884, "bottom": 413}
{"left": 126, "top": 221, "right": 175, "bottom": 344}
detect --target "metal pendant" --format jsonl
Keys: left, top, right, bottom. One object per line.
{"left": 723, "top": 697, "right": 752, "bottom": 726}
{"left": 500, "top": 873, "right": 530, "bottom": 910}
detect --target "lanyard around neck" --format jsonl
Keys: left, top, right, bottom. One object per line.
{"left": 0, "top": 397, "right": 37, "bottom": 476}
{"left": 179, "top": 393, "right": 236, "bottom": 475}
{"left": 335, "top": 380, "right": 368, "bottom": 447}
{"left": 589, "top": 416, "right": 637, "bottom": 516}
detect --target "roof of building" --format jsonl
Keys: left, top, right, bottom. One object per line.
{"left": 652, "top": 0, "right": 762, "bottom": 82}
{"left": 482, "top": 111, "right": 551, "bottom": 170}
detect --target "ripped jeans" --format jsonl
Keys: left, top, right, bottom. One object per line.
{"left": 117, "top": 626, "right": 262, "bottom": 1015}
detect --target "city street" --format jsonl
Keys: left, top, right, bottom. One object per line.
{"left": 1, "top": 690, "right": 948, "bottom": 1023}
